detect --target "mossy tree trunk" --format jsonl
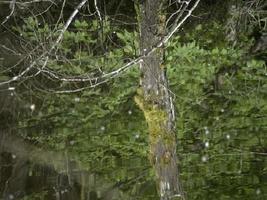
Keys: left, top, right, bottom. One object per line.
{"left": 135, "top": 0, "right": 183, "bottom": 199}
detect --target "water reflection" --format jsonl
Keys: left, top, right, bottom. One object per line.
{"left": 0, "top": 129, "right": 155, "bottom": 200}
{"left": 1, "top": 128, "right": 266, "bottom": 200}
{"left": 0, "top": 131, "right": 123, "bottom": 200}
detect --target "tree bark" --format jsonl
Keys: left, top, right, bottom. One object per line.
{"left": 135, "top": 0, "right": 183, "bottom": 199}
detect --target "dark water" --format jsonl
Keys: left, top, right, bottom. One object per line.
{"left": 1, "top": 128, "right": 266, "bottom": 200}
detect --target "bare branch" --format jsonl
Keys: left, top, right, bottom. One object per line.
{"left": 0, "top": 0, "right": 201, "bottom": 93}
{"left": 94, "top": 0, "right": 102, "bottom": 21}
{"left": 0, "top": 0, "right": 88, "bottom": 86}
{"left": 54, "top": 0, "right": 88, "bottom": 47}
{"left": 162, "top": 0, "right": 201, "bottom": 45}
{"left": 1, "top": 0, "right": 16, "bottom": 26}
{"left": 0, "top": 44, "right": 21, "bottom": 55}
{"left": 46, "top": 0, "right": 201, "bottom": 93}
{"left": 0, "top": 0, "right": 56, "bottom": 5}
{"left": 166, "top": 0, "right": 190, "bottom": 27}
{"left": 39, "top": 56, "right": 143, "bottom": 93}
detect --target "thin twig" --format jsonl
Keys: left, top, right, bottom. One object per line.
{"left": 1, "top": 0, "right": 16, "bottom": 26}
{"left": 94, "top": 0, "right": 102, "bottom": 21}
{"left": 0, "top": 0, "right": 88, "bottom": 86}
{"left": 0, "top": 0, "right": 56, "bottom": 5}
{"left": 0, "top": 0, "right": 201, "bottom": 93}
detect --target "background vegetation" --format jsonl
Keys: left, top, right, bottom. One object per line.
{"left": 0, "top": 0, "right": 266, "bottom": 199}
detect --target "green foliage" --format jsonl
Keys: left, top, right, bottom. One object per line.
{"left": 116, "top": 30, "right": 139, "bottom": 55}
{"left": 165, "top": 34, "right": 267, "bottom": 199}
{"left": 181, "top": 21, "right": 227, "bottom": 49}
{"left": 9, "top": 6, "right": 267, "bottom": 199}
{"left": 14, "top": 17, "right": 138, "bottom": 76}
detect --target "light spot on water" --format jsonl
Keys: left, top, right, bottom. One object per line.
{"left": 12, "top": 154, "right": 16, "bottom": 159}
{"left": 167, "top": 182, "right": 170, "bottom": 190}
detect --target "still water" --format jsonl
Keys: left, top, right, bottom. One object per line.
{"left": 1, "top": 129, "right": 266, "bottom": 199}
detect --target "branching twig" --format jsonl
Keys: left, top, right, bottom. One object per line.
{"left": 166, "top": 0, "right": 190, "bottom": 27}
{"left": 162, "top": 0, "right": 201, "bottom": 45}
{"left": 94, "top": 0, "right": 102, "bottom": 21}
{"left": 1, "top": 0, "right": 16, "bottom": 26}
{"left": 0, "top": 0, "right": 88, "bottom": 86}
{"left": 0, "top": 0, "right": 201, "bottom": 93}
{"left": 54, "top": 0, "right": 88, "bottom": 47}
{"left": 0, "top": 44, "right": 21, "bottom": 55}
{"left": 48, "top": 0, "right": 201, "bottom": 93}
{"left": 0, "top": 0, "right": 56, "bottom": 5}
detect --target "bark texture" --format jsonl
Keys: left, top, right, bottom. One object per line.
{"left": 135, "top": 0, "right": 183, "bottom": 199}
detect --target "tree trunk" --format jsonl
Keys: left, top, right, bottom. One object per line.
{"left": 135, "top": 0, "right": 183, "bottom": 199}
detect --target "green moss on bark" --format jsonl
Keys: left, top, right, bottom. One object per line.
{"left": 134, "top": 88, "right": 175, "bottom": 146}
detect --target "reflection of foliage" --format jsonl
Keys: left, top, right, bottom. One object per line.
{"left": 21, "top": 191, "right": 48, "bottom": 200}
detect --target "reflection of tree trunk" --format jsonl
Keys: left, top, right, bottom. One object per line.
{"left": 0, "top": 128, "right": 121, "bottom": 200}
{"left": 0, "top": 130, "right": 29, "bottom": 200}
{"left": 135, "top": 1, "right": 183, "bottom": 199}
{"left": 2, "top": 157, "right": 29, "bottom": 200}
{"left": 87, "top": 173, "right": 96, "bottom": 200}
{"left": 0, "top": 138, "right": 12, "bottom": 197}
{"left": 80, "top": 171, "right": 86, "bottom": 200}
